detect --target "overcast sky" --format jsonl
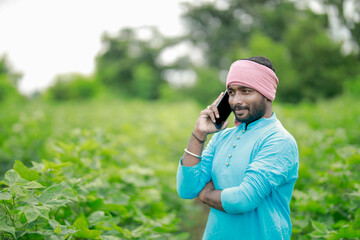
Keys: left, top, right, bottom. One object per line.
{"left": 0, "top": 0, "right": 190, "bottom": 94}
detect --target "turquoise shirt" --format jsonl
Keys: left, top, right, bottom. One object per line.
{"left": 177, "top": 114, "right": 299, "bottom": 240}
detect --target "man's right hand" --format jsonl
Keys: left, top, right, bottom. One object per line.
{"left": 194, "top": 92, "right": 230, "bottom": 137}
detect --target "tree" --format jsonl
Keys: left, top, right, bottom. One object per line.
{"left": 95, "top": 27, "right": 168, "bottom": 100}
{"left": 180, "top": 0, "right": 360, "bottom": 103}
{"left": 0, "top": 55, "right": 22, "bottom": 102}
{"left": 313, "top": 0, "right": 360, "bottom": 53}
{"left": 284, "top": 13, "right": 358, "bottom": 101}
{"left": 181, "top": 0, "right": 299, "bottom": 68}
{"left": 181, "top": 67, "right": 225, "bottom": 106}
{"left": 45, "top": 73, "right": 99, "bottom": 101}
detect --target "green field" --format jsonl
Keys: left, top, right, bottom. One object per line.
{"left": 1, "top": 95, "right": 360, "bottom": 239}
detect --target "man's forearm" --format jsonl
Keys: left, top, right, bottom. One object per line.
{"left": 181, "top": 130, "right": 207, "bottom": 167}
{"left": 202, "top": 189, "right": 224, "bottom": 211}
{"left": 182, "top": 97, "right": 227, "bottom": 167}
{"left": 198, "top": 181, "right": 225, "bottom": 212}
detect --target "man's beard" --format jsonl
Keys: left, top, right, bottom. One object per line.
{"left": 231, "top": 97, "right": 267, "bottom": 124}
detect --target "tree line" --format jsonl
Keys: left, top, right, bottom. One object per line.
{"left": 2, "top": 0, "right": 360, "bottom": 105}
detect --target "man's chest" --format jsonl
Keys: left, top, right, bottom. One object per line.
{"left": 211, "top": 132, "right": 261, "bottom": 189}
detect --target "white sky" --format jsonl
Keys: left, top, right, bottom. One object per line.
{"left": 0, "top": 0, "right": 190, "bottom": 94}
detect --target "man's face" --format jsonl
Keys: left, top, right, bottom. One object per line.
{"left": 227, "top": 85, "right": 267, "bottom": 124}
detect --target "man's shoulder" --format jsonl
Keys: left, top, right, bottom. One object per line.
{"left": 263, "top": 118, "right": 297, "bottom": 147}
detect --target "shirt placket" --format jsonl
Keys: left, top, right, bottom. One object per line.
{"left": 225, "top": 127, "right": 246, "bottom": 167}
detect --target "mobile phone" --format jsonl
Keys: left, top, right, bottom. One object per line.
{"left": 214, "top": 91, "right": 232, "bottom": 129}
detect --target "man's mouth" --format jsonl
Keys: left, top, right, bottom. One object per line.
{"left": 233, "top": 106, "right": 249, "bottom": 113}
{"left": 235, "top": 109, "right": 248, "bottom": 115}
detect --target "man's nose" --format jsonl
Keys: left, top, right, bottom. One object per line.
{"left": 233, "top": 92, "right": 244, "bottom": 104}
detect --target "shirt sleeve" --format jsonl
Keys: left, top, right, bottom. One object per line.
{"left": 221, "top": 136, "right": 299, "bottom": 214}
{"left": 176, "top": 133, "right": 218, "bottom": 199}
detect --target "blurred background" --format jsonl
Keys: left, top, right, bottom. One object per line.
{"left": 1, "top": 0, "right": 360, "bottom": 239}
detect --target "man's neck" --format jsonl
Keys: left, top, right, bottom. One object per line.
{"left": 264, "top": 102, "right": 273, "bottom": 118}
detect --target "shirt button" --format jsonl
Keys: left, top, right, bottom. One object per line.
{"left": 228, "top": 154, "right": 232, "bottom": 158}
{"left": 243, "top": 130, "right": 246, "bottom": 133}
{"left": 226, "top": 162, "right": 229, "bottom": 166}
{"left": 236, "top": 136, "right": 240, "bottom": 139}
{"left": 233, "top": 144, "right": 236, "bottom": 148}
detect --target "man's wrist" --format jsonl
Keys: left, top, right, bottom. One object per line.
{"left": 193, "top": 129, "right": 207, "bottom": 142}
{"left": 198, "top": 188, "right": 210, "bottom": 203}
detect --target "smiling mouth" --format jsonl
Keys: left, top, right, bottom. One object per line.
{"left": 235, "top": 109, "right": 247, "bottom": 117}
{"left": 235, "top": 109, "right": 248, "bottom": 115}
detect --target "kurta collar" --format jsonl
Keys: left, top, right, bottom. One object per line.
{"left": 238, "top": 113, "right": 277, "bottom": 132}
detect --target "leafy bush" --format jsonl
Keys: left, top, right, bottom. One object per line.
{"left": 0, "top": 99, "right": 202, "bottom": 239}
{"left": 45, "top": 73, "right": 99, "bottom": 101}
{"left": 344, "top": 75, "right": 360, "bottom": 97}
{"left": 0, "top": 56, "right": 23, "bottom": 103}
{"left": 0, "top": 102, "right": 52, "bottom": 175}
{"left": 95, "top": 28, "right": 166, "bottom": 100}
{"left": 132, "top": 64, "right": 162, "bottom": 100}
{"left": 275, "top": 96, "right": 360, "bottom": 239}
{"left": 1, "top": 93, "right": 360, "bottom": 239}
{"left": 283, "top": 13, "right": 359, "bottom": 102}
{"left": 0, "top": 129, "right": 188, "bottom": 239}
{"left": 0, "top": 75, "right": 20, "bottom": 102}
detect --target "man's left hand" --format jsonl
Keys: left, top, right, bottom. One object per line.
{"left": 198, "top": 180, "right": 215, "bottom": 203}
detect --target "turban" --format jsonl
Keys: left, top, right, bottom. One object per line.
{"left": 226, "top": 60, "right": 279, "bottom": 101}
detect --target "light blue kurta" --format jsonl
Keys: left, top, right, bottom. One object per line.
{"left": 177, "top": 114, "right": 299, "bottom": 240}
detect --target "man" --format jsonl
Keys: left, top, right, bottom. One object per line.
{"left": 176, "top": 56, "right": 299, "bottom": 240}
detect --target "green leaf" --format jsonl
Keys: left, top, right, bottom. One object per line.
{"left": 0, "top": 181, "right": 9, "bottom": 186}
{"left": 31, "top": 161, "right": 45, "bottom": 172}
{"left": 332, "top": 220, "right": 348, "bottom": 229}
{"left": 54, "top": 225, "right": 62, "bottom": 234}
{"left": 0, "top": 221, "right": 15, "bottom": 238}
{"left": 354, "top": 208, "right": 360, "bottom": 229}
{"left": 0, "top": 191, "right": 12, "bottom": 200}
{"left": 48, "top": 218, "right": 77, "bottom": 236}
{"left": 73, "top": 214, "right": 102, "bottom": 239}
{"left": 88, "top": 211, "right": 105, "bottom": 225}
{"left": 111, "top": 223, "right": 132, "bottom": 238}
{"left": 103, "top": 192, "right": 130, "bottom": 205}
{"left": 13, "top": 160, "right": 40, "bottom": 181}
{"left": 36, "top": 206, "right": 50, "bottom": 220}
{"left": 43, "top": 159, "right": 72, "bottom": 171}
{"left": 19, "top": 206, "right": 49, "bottom": 223}
{"left": 309, "top": 231, "right": 327, "bottom": 238}
{"left": 49, "top": 219, "right": 61, "bottom": 230}
{"left": 9, "top": 183, "right": 26, "bottom": 197}
{"left": 73, "top": 215, "right": 88, "bottom": 230}
{"left": 22, "top": 181, "right": 45, "bottom": 189}
{"left": 311, "top": 220, "right": 328, "bottom": 234}
{"left": 3, "top": 169, "right": 27, "bottom": 185}
{"left": 38, "top": 182, "right": 71, "bottom": 207}
{"left": 335, "top": 225, "right": 360, "bottom": 238}
{"left": 24, "top": 206, "right": 40, "bottom": 223}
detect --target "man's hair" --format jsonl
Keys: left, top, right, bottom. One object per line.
{"left": 242, "top": 56, "right": 276, "bottom": 73}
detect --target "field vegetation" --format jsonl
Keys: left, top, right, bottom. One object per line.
{"left": 1, "top": 92, "right": 360, "bottom": 239}
{"left": 1, "top": 0, "right": 360, "bottom": 238}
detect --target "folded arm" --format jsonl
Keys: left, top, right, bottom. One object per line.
{"left": 198, "top": 139, "right": 298, "bottom": 214}
{"left": 197, "top": 171, "right": 270, "bottom": 213}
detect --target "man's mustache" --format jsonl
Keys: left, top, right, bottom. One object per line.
{"left": 231, "top": 104, "right": 249, "bottom": 111}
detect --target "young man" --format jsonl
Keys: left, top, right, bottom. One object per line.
{"left": 177, "top": 57, "right": 299, "bottom": 240}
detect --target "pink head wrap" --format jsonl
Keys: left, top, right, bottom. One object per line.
{"left": 226, "top": 60, "right": 279, "bottom": 101}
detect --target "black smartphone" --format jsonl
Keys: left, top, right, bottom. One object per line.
{"left": 214, "top": 91, "right": 232, "bottom": 129}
